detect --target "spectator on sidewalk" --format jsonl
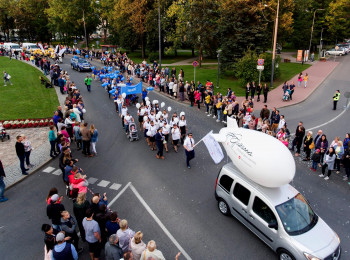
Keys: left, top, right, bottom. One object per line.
{"left": 311, "top": 149, "right": 321, "bottom": 172}
{"left": 319, "top": 147, "right": 336, "bottom": 180}
{"left": 42, "top": 224, "right": 56, "bottom": 260}
{"left": 291, "top": 122, "right": 305, "bottom": 157}
{"left": 81, "top": 122, "right": 92, "bottom": 157}
{"left": 316, "top": 134, "right": 328, "bottom": 165}
{"left": 302, "top": 131, "right": 313, "bottom": 161}
{"left": 263, "top": 83, "right": 269, "bottom": 103}
{"left": 141, "top": 240, "right": 165, "bottom": 260}
{"left": 289, "top": 81, "right": 295, "bottom": 100}
{"left": 303, "top": 73, "right": 308, "bottom": 88}
{"left": 15, "top": 135, "right": 28, "bottom": 175}
{"left": 22, "top": 135, "right": 33, "bottom": 168}
{"left": 116, "top": 219, "right": 135, "bottom": 253}
{"left": 83, "top": 208, "right": 102, "bottom": 260}
{"left": 0, "top": 159, "right": 8, "bottom": 202}
{"left": 105, "top": 234, "right": 123, "bottom": 260}
{"left": 105, "top": 212, "right": 120, "bottom": 238}
{"left": 47, "top": 194, "right": 65, "bottom": 233}
{"left": 131, "top": 231, "right": 147, "bottom": 260}
{"left": 51, "top": 232, "right": 78, "bottom": 260}
{"left": 73, "top": 192, "right": 90, "bottom": 242}
{"left": 61, "top": 211, "right": 83, "bottom": 253}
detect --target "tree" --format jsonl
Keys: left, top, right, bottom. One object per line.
{"left": 218, "top": 0, "right": 268, "bottom": 71}
{"left": 326, "top": 0, "right": 350, "bottom": 42}
{"left": 0, "top": 0, "right": 15, "bottom": 41}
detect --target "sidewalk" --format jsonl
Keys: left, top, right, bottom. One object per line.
{"left": 3, "top": 59, "right": 66, "bottom": 188}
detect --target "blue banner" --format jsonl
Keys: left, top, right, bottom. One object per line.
{"left": 121, "top": 81, "right": 143, "bottom": 95}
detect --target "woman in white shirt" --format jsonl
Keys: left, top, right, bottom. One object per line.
{"left": 173, "top": 79, "right": 178, "bottom": 99}
{"left": 171, "top": 124, "right": 181, "bottom": 152}
{"left": 162, "top": 121, "right": 170, "bottom": 152}
{"left": 169, "top": 81, "right": 174, "bottom": 96}
{"left": 178, "top": 115, "right": 187, "bottom": 144}
{"left": 138, "top": 105, "right": 146, "bottom": 129}
{"left": 143, "top": 117, "right": 151, "bottom": 146}
{"left": 162, "top": 110, "right": 168, "bottom": 122}
{"left": 148, "top": 121, "right": 157, "bottom": 151}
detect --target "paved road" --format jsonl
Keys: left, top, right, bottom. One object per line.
{"left": 1, "top": 55, "right": 349, "bottom": 260}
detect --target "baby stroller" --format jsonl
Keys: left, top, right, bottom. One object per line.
{"left": 128, "top": 122, "right": 139, "bottom": 141}
{"left": 282, "top": 89, "right": 291, "bottom": 101}
{"left": 0, "top": 123, "right": 10, "bottom": 142}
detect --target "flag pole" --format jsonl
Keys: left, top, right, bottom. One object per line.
{"left": 193, "top": 130, "right": 212, "bottom": 148}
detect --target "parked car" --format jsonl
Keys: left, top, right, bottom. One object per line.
{"left": 3, "top": 42, "right": 22, "bottom": 53}
{"left": 215, "top": 163, "right": 341, "bottom": 260}
{"left": 70, "top": 57, "right": 91, "bottom": 71}
{"left": 336, "top": 44, "right": 349, "bottom": 54}
{"left": 325, "top": 48, "right": 345, "bottom": 56}
{"left": 22, "top": 43, "right": 40, "bottom": 53}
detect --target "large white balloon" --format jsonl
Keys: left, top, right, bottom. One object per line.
{"left": 168, "top": 106, "right": 172, "bottom": 112}
{"left": 161, "top": 102, "right": 165, "bottom": 108}
{"left": 122, "top": 93, "right": 126, "bottom": 98}
{"left": 146, "top": 100, "right": 151, "bottom": 106}
{"left": 152, "top": 100, "right": 159, "bottom": 105}
{"left": 180, "top": 111, "right": 185, "bottom": 117}
{"left": 146, "top": 131, "right": 151, "bottom": 136}
{"left": 211, "top": 118, "right": 295, "bottom": 188}
{"left": 145, "top": 97, "right": 149, "bottom": 101}
{"left": 157, "top": 111, "right": 162, "bottom": 116}
{"left": 156, "top": 114, "right": 161, "bottom": 120}
{"left": 136, "top": 103, "right": 141, "bottom": 109}
{"left": 143, "top": 116, "right": 148, "bottom": 122}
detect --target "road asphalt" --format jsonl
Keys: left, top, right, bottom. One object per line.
{"left": 0, "top": 55, "right": 349, "bottom": 260}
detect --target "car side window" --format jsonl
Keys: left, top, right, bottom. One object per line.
{"left": 253, "top": 196, "right": 277, "bottom": 225}
{"left": 233, "top": 183, "right": 251, "bottom": 206}
{"left": 219, "top": 175, "right": 233, "bottom": 193}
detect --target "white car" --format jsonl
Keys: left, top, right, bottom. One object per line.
{"left": 326, "top": 48, "right": 345, "bottom": 56}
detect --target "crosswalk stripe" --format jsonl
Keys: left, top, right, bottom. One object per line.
{"left": 97, "top": 180, "right": 110, "bottom": 187}
{"left": 88, "top": 177, "right": 98, "bottom": 184}
{"left": 52, "top": 169, "right": 62, "bottom": 176}
{"left": 109, "top": 183, "right": 122, "bottom": 191}
{"left": 43, "top": 166, "right": 55, "bottom": 173}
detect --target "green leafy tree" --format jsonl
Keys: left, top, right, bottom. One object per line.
{"left": 326, "top": 0, "right": 350, "bottom": 42}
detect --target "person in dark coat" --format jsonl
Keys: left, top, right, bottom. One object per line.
{"left": 0, "top": 159, "right": 8, "bottom": 202}
{"left": 155, "top": 128, "right": 164, "bottom": 159}
{"left": 47, "top": 194, "right": 65, "bottom": 233}
{"left": 73, "top": 192, "right": 90, "bottom": 242}
{"left": 256, "top": 83, "right": 262, "bottom": 102}
{"left": 15, "top": 135, "right": 28, "bottom": 175}
{"left": 291, "top": 122, "right": 305, "bottom": 157}
{"left": 263, "top": 83, "right": 269, "bottom": 103}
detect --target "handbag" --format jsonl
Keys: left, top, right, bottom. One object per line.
{"left": 309, "top": 142, "right": 315, "bottom": 149}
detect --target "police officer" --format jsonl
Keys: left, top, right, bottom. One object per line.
{"left": 333, "top": 90, "right": 340, "bottom": 110}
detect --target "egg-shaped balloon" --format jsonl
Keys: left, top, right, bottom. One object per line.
{"left": 211, "top": 121, "right": 295, "bottom": 188}
{"left": 160, "top": 102, "right": 165, "bottom": 108}
{"left": 168, "top": 107, "right": 172, "bottom": 112}
{"left": 180, "top": 112, "right": 185, "bottom": 117}
{"left": 136, "top": 103, "right": 141, "bottom": 109}
{"left": 145, "top": 97, "right": 149, "bottom": 101}
{"left": 122, "top": 93, "right": 126, "bottom": 98}
{"left": 143, "top": 116, "right": 148, "bottom": 122}
{"left": 146, "top": 101, "right": 150, "bottom": 106}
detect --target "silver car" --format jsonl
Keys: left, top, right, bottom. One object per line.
{"left": 215, "top": 163, "right": 341, "bottom": 260}
{"left": 326, "top": 48, "right": 345, "bottom": 56}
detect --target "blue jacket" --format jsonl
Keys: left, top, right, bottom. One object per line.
{"left": 91, "top": 129, "right": 98, "bottom": 142}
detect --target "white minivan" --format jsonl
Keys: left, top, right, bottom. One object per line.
{"left": 22, "top": 43, "right": 39, "bottom": 53}
{"left": 215, "top": 163, "right": 341, "bottom": 260}
{"left": 3, "top": 42, "right": 22, "bottom": 52}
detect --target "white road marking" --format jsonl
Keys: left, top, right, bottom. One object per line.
{"left": 52, "top": 169, "right": 62, "bottom": 176}
{"left": 87, "top": 177, "right": 98, "bottom": 184}
{"left": 107, "top": 182, "right": 132, "bottom": 208}
{"left": 109, "top": 183, "right": 122, "bottom": 191}
{"left": 43, "top": 166, "right": 55, "bottom": 173}
{"left": 130, "top": 184, "right": 192, "bottom": 260}
{"left": 97, "top": 180, "right": 110, "bottom": 187}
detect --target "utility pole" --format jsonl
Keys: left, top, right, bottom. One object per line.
{"left": 83, "top": 9, "right": 88, "bottom": 49}
{"left": 309, "top": 9, "right": 325, "bottom": 57}
{"left": 270, "top": 0, "right": 279, "bottom": 89}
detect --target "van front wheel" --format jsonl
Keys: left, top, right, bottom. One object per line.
{"left": 218, "top": 199, "right": 230, "bottom": 216}
{"left": 277, "top": 249, "right": 295, "bottom": 260}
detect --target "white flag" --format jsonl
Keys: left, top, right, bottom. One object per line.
{"left": 38, "top": 43, "right": 45, "bottom": 53}
{"left": 203, "top": 130, "right": 224, "bottom": 164}
{"left": 55, "top": 45, "right": 59, "bottom": 53}
{"left": 58, "top": 48, "right": 66, "bottom": 56}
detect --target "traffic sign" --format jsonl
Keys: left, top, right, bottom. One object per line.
{"left": 257, "top": 65, "right": 264, "bottom": 70}
{"left": 258, "top": 59, "right": 264, "bottom": 66}
{"left": 192, "top": 61, "right": 198, "bottom": 67}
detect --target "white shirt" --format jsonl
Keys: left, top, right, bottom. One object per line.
{"left": 184, "top": 137, "right": 195, "bottom": 151}
{"left": 139, "top": 108, "right": 145, "bottom": 116}
{"left": 149, "top": 125, "right": 157, "bottom": 137}
{"left": 162, "top": 112, "right": 168, "bottom": 121}
{"left": 117, "top": 98, "right": 124, "bottom": 105}
{"left": 171, "top": 128, "right": 180, "bottom": 140}
{"left": 149, "top": 114, "right": 155, "bottom": 122}
{"left": 179, "top": 119, "right": 186, "bottom": 127}
{"left": 278, "top": 119, "right": 286, "bottom": 129}
{"left": 169, "top": 82, "right": 174, "bottom": 90}
{"left": 121, "top": 107, "right": 128, "bottom": 117}
{"left": 143, "top": 121, "right": 150, "bottom": 131}
{"left": 162, "top": 124, "right": 170, "bottom": 135}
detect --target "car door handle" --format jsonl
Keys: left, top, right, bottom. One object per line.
{"left": 249, "top": 214, "right": 255, "bottom": 220}
{"left": 242, "top": 208, "right": 247, "bottom": 213}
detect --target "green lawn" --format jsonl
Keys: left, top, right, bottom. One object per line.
{"left": 173, "top": 62, "right": 311, "bottom": 96}
{"left": 0, "top": 57, "right": 59, "bottom": 120}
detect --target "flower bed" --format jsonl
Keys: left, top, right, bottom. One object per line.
{"left": 1, "top": 118, "right": 53, "bottom": 129}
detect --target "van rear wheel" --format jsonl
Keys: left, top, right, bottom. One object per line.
{"left": 277, "top": 249, "right": 295, "bottom": 260}
{"left": 218, "top": 199, "right": 230, "bottom": 216}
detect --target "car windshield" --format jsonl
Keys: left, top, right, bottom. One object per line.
{"left": 28, "top": 45, "right": 38, "bottom": 48}
{"left": 275, "top": 193, "right": 318, "bottom": 236}
{"left": 78, "top": 58, "right": 88, "bottom": 63}
{"left": 11, "top": 44, "right": 20, "bottom": 49}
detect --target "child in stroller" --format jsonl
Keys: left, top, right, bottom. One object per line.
{"left": 0, "top": 123, "right": 10, "bottom": 142}
{"left": 128, "top": 122, "right": 139, "bottom": 141}
{"left": 283, "top": 89, "right": 291, "bottom": 101}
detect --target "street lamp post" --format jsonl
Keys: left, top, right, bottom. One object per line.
{"left": 158, "top": 0, "right": 162, "bottom": 70}
{"left": 308, "top": 9, "right": 325, "bottom": 57}
{"left": 83, "top": 9, "right": 88, "bottom": 49}
{"left": 270, "top": 0, "right": 279, "bottom": 89}
{"left": 216, "top": 50, "right": 221, "bottom": 89}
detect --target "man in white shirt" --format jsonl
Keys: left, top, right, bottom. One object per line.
{"left": 183, "top": 133, "right": 195, "bottom": 169}
{"left": 277, "top": 115, "right": 286, "bottom": 133}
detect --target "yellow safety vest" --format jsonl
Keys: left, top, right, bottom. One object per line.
{"left": 333, "top": 93, "right": 340, "bottom": 101}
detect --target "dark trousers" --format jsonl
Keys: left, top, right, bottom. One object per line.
{"left": 290, "top": 90, "right": 294, "bottom": 100}
{"left": 345, "top": 167, "right": 350, "bottom": 178}
{"left": 25, "top": 151, "right": 31, "bottom": 165}
{"left": 185, "top": 150, "right": 195, "bottom": 167}
{"left": 87, "top": 84, "right": 91, "bottom": 92}
{"left": 322, "top": 163, "right": 332, "bottom": 177}
{"left": 304, "top": 148, "right": 311, "bottom": 159}
{"left": 76, "top": 139, "right": 82, "bottom": 150}
{"left": 59, "top": 85, "right": 64, "bottom": 94}
{"left": 263, "top": 93, "right": 268, "bottom": 103}
{"left": 18, "top": 155, "right": 26, "bottom": 173}
{"left": 82, "top": 140, "right": 91, "bottom": 155}
{"left": 333, "top": 100, "right": 338, "bottom": 110}
{"left": 257, "top": 93, "right": 261, "bottom": 102}
{"left": 245, "top": 92, "right": 249, "bottom": 100}
{"left": 77, "top": 220, "right": 86, "bottom": 242}
{"left": 335, "top": 158, "right": 341, "bottom": 171}
{"left": 156, "top": 142, "right": 163, "bottom": 157}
